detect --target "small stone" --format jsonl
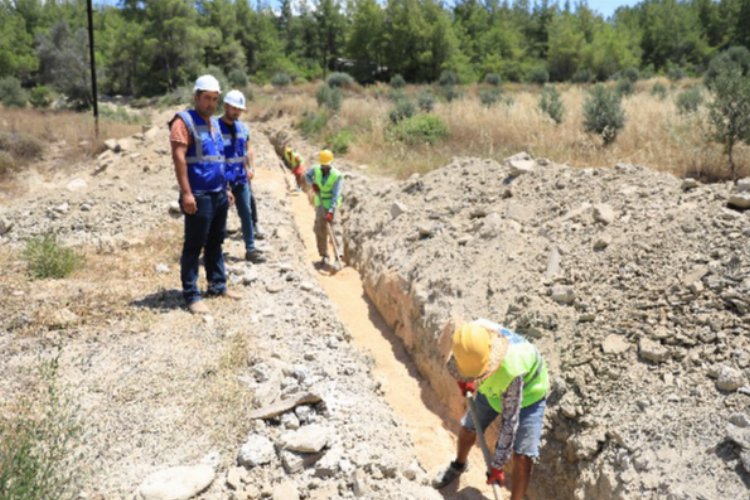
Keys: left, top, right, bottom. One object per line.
{"left": 104, "top": 138, "right": 121, "bottom": 152}
{"left": 137, "top": 465, "right": 214, "bottom": 500}
{"left": 280, "top": 450, "right": 305, "bottom": 474}
{"left": 154, "top": 263, "right": 169, "bottom": 274}
{"left": 266, "top": 282, "right": 285, "bottom": 294}
{"left": 53, "top": 202, "right": 70, "bottom": 214}
{"left": 0, "top": 217, "right": 13, "bottom": 236}
{"left": 681, "top": 178, "right": 699, "bottom": 190}
{"left": 728, "top": 193, "right": 750, "bottom": 209}
{"left": 390, "top": 201, "right": 408, "bottom": 218}
{"left": 736, "top": 178, "right": 750, "bottom": 192}
{"left": 66, "top": 178, "right": 88, "bottom": 192}
{"left": 715, "top": 365, "right": 745, "bottom": 392}
{"left": 550, "top": 285, "right": 575, "bottom": 305}
{"left": 237, "top": 434, "right": 275, "bottom": 468}
{"left": 729, "top": 413, "right": 750, "bottom": 428}
{"left": 602, "top": 334, "right": 630, "bottom": 355}
{"left": 742, "top": 450, "right": 750, "bottom": 473}
{"left": 638, "top": 338, "right": 669, "bottom": 363}
{"left": 280, "top": 424, "right": 329, "bottom": 453}
{"left": 726, "top": 423, "right": 750, "bottom": 449}
{"left": 299, "top": 282, "right": 314, "bottom": 292}
{"left": 593, "top": 235, "right": 611, "bottom": 251}
{"left": 80, "top": 203, "right": 92, "bottom": 212}
{"left": 281, "top": 412, "right": 300, "bottom": 430}
{"left": 402, "top": 461, "right": 422, "bottom": 481}
{"left": 225, "top": 466, "right": 246, "bottom": 490}
{"left": 168, "top": 201, "right": 182, "bottom": 217}
{"left": 417, "top": 224, "right": 434, "bottom": 239}
{"left": 593, "top": 203, "right": 616, "bottom": 224}
{"left": 272, "top": 479, "right": 299, "bottom": 500}
{"left": 508, "top": 159, "right": 536, "bottom": 176}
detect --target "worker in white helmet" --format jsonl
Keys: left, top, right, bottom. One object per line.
{"left": 220, "top": 89, "right": 267, "bottom": 264}
{"left": 168, "top": 74, "right": 241, "bottom": 315}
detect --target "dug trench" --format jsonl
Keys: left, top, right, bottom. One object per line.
{"left": 262, "top": 118, "right": 750, "bottom": 500}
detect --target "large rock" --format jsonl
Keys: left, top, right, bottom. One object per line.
{"left": 638, "top": 338, "right": 669, "bottom": 363}
{"left": 716, "top": 366, "right": 745, "bottom": 392}
{"left": 736, "top": 178, "right": 750, "bottom": 193}
{"left": 237, "top": 434, "right": 275, "bottom": 467}
{"left": 279, "top": 424, "right": 330, "bottom": 453}
{"left": 550, "top": 285, "right": 575, "bottom": 305}
{"left": 508, "top": 159, "right": 536, "bottom": 176}
{"left": 136, "top": 465, "right": 214, "bottom": 500}
{"left": 728, "top": 193, "right": 750, "bottom": 209}
{"left": 104, "top": 138, "right": 121, "bottom": 153}
{"left": 593, "top": 203, "right": 616, "bottom": 224}
{"left": 390, "top": 201, "right": 408, "bottom": 219}
{"left": 602, "top": 334, "right": 630, "bottom": 355}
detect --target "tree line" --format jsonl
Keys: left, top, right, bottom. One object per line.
{"left": 1, "top": 0, "right": 749, "bottom": 101}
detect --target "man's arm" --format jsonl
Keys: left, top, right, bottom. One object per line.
{"left": 171, "top": 141, "right": 197, "bottom": 215}
{"left": 328, "top": 177, "right": 343, "bottom": 213}
{"left": 491, "top": 377, "right": 523, "bottom": 469}
{"left": 245, "top": 144, "right": 256, "bottom": 181}
{"left": 304, "top": 167, "right": 315, "bottom": 185}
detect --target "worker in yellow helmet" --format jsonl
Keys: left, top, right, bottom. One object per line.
{"left": 433, "top": 319, "right": 549, "bottom": 500}
{"left": 303, "top": 149, "right": 342, "bottom": 267}
{"left": 283, "top": 144, "right": 305, "bottom": 191}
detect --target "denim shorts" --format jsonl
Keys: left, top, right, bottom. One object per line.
{"left": 460, "top": 391, "right": 546, "bottom": 458}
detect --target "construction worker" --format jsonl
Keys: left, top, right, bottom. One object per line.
{"left": 283, "top": 144, "right": 305, "bottom": 191}
{"left": 303, "top": 149, "right": 342, "bottom": 266}
{"left": 219, "top": 89, "right": 266, "bottom": 264}
{"left": 433, "top": 319, "right": 549, "bottom": 500}
{"left": 169, "top": 74, "right": 240, "bottom": 314}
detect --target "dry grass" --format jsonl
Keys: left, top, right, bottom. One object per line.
{"left": 262, "top": 79, "right": 750, "bottom": 180}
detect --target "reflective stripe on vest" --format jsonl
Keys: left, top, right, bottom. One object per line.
{"left": 219, "top": 119, "right": 249, "bottom": 185}
{"left": 313, "top": 165, "right": 342, "bottom": 210}
{"left": 475, "top": 319, "right": 549, "bottom": 411}
{"left": 177, "top": 110, "right": 226, "bottom": 193}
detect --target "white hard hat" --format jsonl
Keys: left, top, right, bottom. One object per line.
{"left": 194, "top": 74, "right": 221, "bottom": 93}
{"left": 224, "top": 89, "right": 246, "bottom": 110}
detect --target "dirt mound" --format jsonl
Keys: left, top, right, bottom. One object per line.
{"left": 339, "top": 154, "right": 750, "bottom": 499}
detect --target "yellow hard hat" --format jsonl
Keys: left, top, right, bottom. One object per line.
{"left": 451, "top": 323, "right": 492, "bottom": 378}
{"left": 284, "top": 145, "right": 292, "bottom": 153}
{"left": 319, "top": 149, "right": 334, "bottom": 166}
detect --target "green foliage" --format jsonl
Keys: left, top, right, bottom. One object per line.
{"left": 484, "top": 73, "right": 502, "bottom": 86}
{"left": 417, "top": 90, "right": 435, "bottom": 112}
{"left": 388, "top": 114, "right": 448, "bottom": 145}
{"left": 438, "top": 70, "right": 459, "bottom": 87}
{"left": 583, "top": 84, "right": 625, "bottom": 146}
{"left": 479, "top": 88, "right": 501, "bottom": 108}
{"left": 539, "top": 85, "right": 564, "bottom": 124}
{"left": 22, "top": 234, "right": 83, "bottom": 279}
{"left": 389, "top": 99, "right": 415, "bottom": 124}
{"left": 99, "top": 106, "right": 147, "bottom": 125}
{"left": 298, "top": 111, "right": 328, "bottom": 138}
{"left": 650, "top": 82, "right": 668, "bottom": 100}
{"left": 315, "top": 84, "right": 342, "bottom": 112}
{"left": 675, "top": 87, "right": 703, "bottom": 114}
{"left": 621, "top": 67, "right": 640, "bottom": 83}
{"left": 0, "top": 132, "right": 44, "bottom": 161}
{"left": 528, "top": 67, "right": 549, "bottom": 85}
{"left": 389, "top": 74, "right": 406, "bottom": 89}
{"left": 326, "top": 72, "right": 354, "bottom": 88}
{"left": 440, "top": 85, "right": 462, "bottom": 102}
{"left": 228, "top": 68, "right": 248, "bottom": 88}
{"left": 271, "top": 72, "right": 291, "bottom": 88}
{"left": 0, "top": 353, "right": 81, "bottom": 499}
{"left": 0, "top": 77, "right": 27, "bottom": 108}
{"left": 36, "top": 21, "right": 91, "bottom": 109}
{"left": 29, "top": 85, "right": 54, "bottom": 109}
{"left": 704, "top": 46, "right": 750, "bottom": 88}
{"left": 0, "top": 9, "right": 38, "bottom": 78}
{"left": 326, "top": 128, "right": 354, "bottom": 154}
{"left": 667, "top": 65, "right": 686, "bottom": 82}
{"left": 158, "top": 86, "right": 193, "bottom": 108}
{"left": 615, "top": 78, "right": 634, "bottom": 97}
{"left": 571, "top": 69, "right": 593, "bottom": 84}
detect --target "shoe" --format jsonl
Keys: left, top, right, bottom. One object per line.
{"left": 432, "top": 460, "right": 467, "bottom": 489}
{"left": 219, "top": 289, "right": 242, "bottom": 300}
{"left": 187, "top": 300, "right": 209, "bottom": 315}
{"left": 318, "top": 256, "right": 329, "bottom": 267}
{"left": 245, "top": 249, "right": 267, "bottom": 263}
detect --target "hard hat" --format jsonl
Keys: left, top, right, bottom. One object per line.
{"left": 284, "top": 145, "right": 292, "bottom": 154}
{"left": 451, "top": 323, "right": 492, "bottom": 378}
{"left": 319, "top": 149, "right": 334, "bottom": 166}
{"left": 224, "top": 89, "right": 246, "bottom": 110}
{"left": 194, "top": 74, "right": 221, "bottom": 93}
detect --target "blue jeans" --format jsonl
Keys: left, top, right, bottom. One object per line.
{"left": 180, "top": 190, "right": 229, "bottom": 304}
{"left": 231, "top": 182, "right": 256, "bottom": 252}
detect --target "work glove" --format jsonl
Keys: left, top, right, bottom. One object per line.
{"left": 486, "top": 467, "right": 505, "bottom": 486}
{"left": 457, "top": 380, "right": 476, "bottom": 395}
{"left": 325, "top": 212, "right": 334, "bottom": 223}
{"left": 312, "top": 184, "right": 321, "bottom": 193}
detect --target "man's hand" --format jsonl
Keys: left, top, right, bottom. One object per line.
{"left": 325, "top": 211, "right": 334, "bottom": 223}
{"left": 247, "top": 170, "right": 255, "bottom": 180}
{"left": 227, "top": 189, "right": 235, "bottom": 206}
{"left": 457, "top": 380, "right": 476, "bottom": 395}
{"left": 486, "top": 467, "right": 505, "bottom": 486}
{"left": 312, "top": 184, "right": 321, "bottom": 193}
{"left": 181, "top": 192, "right": 197, "bottom": 215}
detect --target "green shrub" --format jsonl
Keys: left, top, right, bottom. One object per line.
{"left": 616, "top": 78, "right": 634, "bottom": 97}
{"left": 271, "top": 72, "right": 291, "bottom": 88}
{"left": 675, "top": 87, "right": 703, "bottom": 114}
{"left": 622, "top": 67, "right": 640, "bottom": 83}
{"left": 388, "top": 88, "right": 406, "bottom": 102}
{"left": 667, "top": 65, "right": 686, "bottom": 81}
{"left": 389, "top": 74, "right": 406, "bottom": 89}
{"left": 0, "top": 132, "right": 44, "bottom": 161}
{"left": 438, "top": 70, "right": 459, "bottom": 87}
{"left": 417, "top": 90, "right": 435, "bottom": 112}
{"left": 99, "top": 106, "right": 147, "bottom": 125}
{"left": 0, "top": 354, "right": 80, "bottom": 499}
{"left": 704, "top": 46, "right": 750, "bottom": 88}
{"left": 158, "top": 86, "right": 193, "bottom": 108}
{"left": 326, "top": 128, "right": 354, "bottom": 154}
{"left": 440, "top": 85, "right": 462, "bottom": 102}
{"left": 484, "top": 73, "right": 502, "bottom": 86}
{"left": 0, "top": 151, "right": 15, "bottom": 177}
{"left": 316, "top": 84, "right": 342, "bottom": 112}
{"left": 651, "top": 82, "right": 668, "bottom": 100}
{"left": 571, "top": 68, "right": 593, "bottom": 84}
{"left": 228, "top": 68, "right": 248, "bottom": 88}
{"left": 29, "top": 85, "right": 54, "bottom": 109}
{"left": 389, "top": 99, "right": 415, "bottom": 124}
{"left": 528, "top": 67, "right": 549, "bottom": 85}
{"left": 539, "top": 85, "right": 564, "bottom": 124}
{"left": 479, "top": 88, "right": 501, "bottom": 108}
{"left": 326, "top": 72, "right": 354, "bottom": 88}
{"left": 0, "top": 77, "right": 27, "bottom": 107}
{"left": 583, "top": 84, "right": 625, "bottom": 146}
{"left": 298, "top": 111, "right": 328, "bottom": 137}
{"left": 22, "top": 234, "right": 82, "bottom": 279}
{"left": 389, "top": 114, "right": 448, "bottom": 145}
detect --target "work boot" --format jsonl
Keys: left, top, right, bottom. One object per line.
{"left": 432, "top": 460, "right": 467, "bottom": 489}
{"left": 215, "top": 289, "right": 242, "bottom": 300}
{"left": 245, "top": 249, "right": 267, "bottom": 263}
{"left": 318, "top": 255, "right": 329, "bottom": 267}
{"left": 187, "top": 300, "right": 209, "bottom": 315}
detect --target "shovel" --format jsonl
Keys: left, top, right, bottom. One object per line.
{"left": 326, "top": 221, "right": 343, "bottom": 272}
{"left": 466, "top": 391, "right": 502, "bottom": 500}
